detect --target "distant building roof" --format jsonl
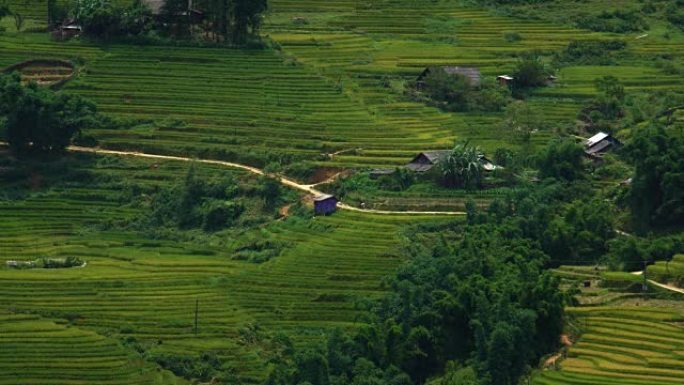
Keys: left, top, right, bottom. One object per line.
{"left": 585, "top": 140, "right": 613, "bottom": 155}
{"left": 406, "top": 150, "right": 451, "bottom": 172}
{"left": 585, "top": 132, "right": 610, "bottom": 148}
{"left": 584, "top": 132, "right": 621, "bottom": 156}
{"left": 479, "top": 156, "right": 501, "bottom": 172}
{"left": 418, "top": 66, "right": 482, "bottom": 87}
{"left": 314, "top": 194, "right": 336, "bottom": 202}
{"left": 406, "top": 150, "right": 501, "bottom": 172}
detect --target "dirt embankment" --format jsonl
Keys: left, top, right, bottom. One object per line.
{"left": 543, "top": 334, "right": 573, "bottom": 369}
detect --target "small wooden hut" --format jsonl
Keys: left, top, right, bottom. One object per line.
{"left": 314, "top": 194, "right": 337, "bottom": 215}
{"left": 496, "top": 75, "right": 514, "bottom": 86}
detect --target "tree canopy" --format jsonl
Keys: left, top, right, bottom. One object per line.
{"left": 537, "top": 138, "right": 585, "bottom": 182}
{"left": 623, "top": 124, "right": 684, "bottom": 232}
{"left": 440, "top": 141, "right": 484, "bottom": 189}
{"left": 0, "top": 73, "right": 98, "bottom": 154}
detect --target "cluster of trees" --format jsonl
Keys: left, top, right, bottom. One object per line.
{"left": 145, "top": 166, "right": 280, "bottom": 232}
{"left": 416, "top": 70, "right": 510, "bottom": 113}
{"left": 575, "top": 10, "right": 648, "bottom": 32}
{"left": 50, "top": 0, "right": 268, "bottom": 44}
{"left": 578, "top": 76, "right": 626, "bottom": 133}
{"left": 71, "top": 0, "right": 153, "bottom": 39}
{"left": 440, "top": 141, "right": 484, "bottom": 189}
{"left": 0, "top": 73, "right": 99, "bottom": 154}
{"left": 553, "top": 40, "right": 626, "bottom": 66}
{"left": 264, "top": 179, "right": 594, "bottom": 385}
{"left": 414, "top": 54, "right": 552, "bottom": 113}
{"left": 623, "top": 125, "right": 684, "bottom": 232}
{"left": 54, "top": 0, "right": 268, "bottom": 44}
{"left": 510, "top": 53, "right": 552, "bottom": 90}
{"left": 168, "top": 0, "right": 268, "bottom": 43}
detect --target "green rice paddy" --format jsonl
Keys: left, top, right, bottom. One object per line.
{"left": 0, "top": 152, "right": 451, "bottom": 383}
{"left": 1, "top": 0, "right": 683, "bottom": 383}
{"left": 533, "top": 305, "right": 684, "bottom": 385}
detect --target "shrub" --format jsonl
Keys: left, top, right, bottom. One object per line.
{"left": 503, "top": 31, "right": 522, "bottom": 42}
{"left": 554, "top": 40, "right": 626, "bottom": 66}
{"left": 378, "top": 168, "right": 414, "bottom": 191}
{"left": 576, "top": 10, "right": 648, "bottom": 33}
{"left": 512, "top": 54, "right": 549, "bottom": 90}
{"left": 413, "top": 70, "right": 510, "bottom": 112}
{"left": 537, "top": 138, "right": 585, "bottom": 182}
{"left": 202, "top": 200, "right": 244, "bottom": 231}
{"left": 37, "top": 256, "right": 84, "bottom": 268}
{"left": 1, "top": 73, "right": 100, "bottom": 155}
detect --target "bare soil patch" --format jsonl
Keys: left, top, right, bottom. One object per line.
{"left": 308, "top": 167, "right": 346, "bottom": 185}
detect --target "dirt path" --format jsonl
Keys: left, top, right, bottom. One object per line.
{"left": 278, "top": 204, "right": 291, "bottom": 219}
{"left": 560, "top": 334, "right": 572, "bottom": 347}
{"left": 631, "top": 271, "right": 684, "bottom": 295}
{"left": 65, "top": 145, "right": 465, "bottom": 216}
{"left": 543, "top": 334, "right": 573, "bottom": 368}
{"left": 308, "top": 171, "right": 346, "bottom": 187}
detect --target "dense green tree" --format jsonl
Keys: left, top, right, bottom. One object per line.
{"left": 148, "top": 166, "right": 245, "bottom": 231}
{"left": 260, "top": 176, "right": 282, "bottom": 210}
{"left": 0, "top": 1, "right": 10, "bottom": 28}
{"left": 0, "top": 74, "right": 97, "bottom": 154}
{"left": 231, "top": 0, "right": 267, "bottom": 44}
{"left": 162, "top": 0, "right": 191, "bottom": 37}
{"left": 623, "top": 125, "right": 684, "bottom": 231}
{"left": 512, "top": 53, "right": 549, "bottom": 89}
{"left": 264, "top": 182, "right": 574, "bottom": 385}
{"left": 422, "top": 69, "right": 473, "bottom": 111}
{"left": 72, "top": 0, "right": 151, "bottom": 38}
{"left": 294, "top": 350, "right": 330, "bottom": 385}
{"left": 537, "top": 138, "right": 585, "bottom": 182}
{"left": 427, "top": 363, "right": 477, "bottom": 385}
{"left": 441, "top": 142, "right": 483, "bottom": 189}
{"left": 418, "top": 70, "right": 509, "bottom": 112}
{"left": 578, "top": 76, "right": 625, "bottom": 133}
{"left": 502, "top": 101, "right": 542, "bottom": 147}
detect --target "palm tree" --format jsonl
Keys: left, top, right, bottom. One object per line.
{"left": 441, "top": 141, "right": 483, "bottom": 189}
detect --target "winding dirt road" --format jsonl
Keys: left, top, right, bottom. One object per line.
{"left": 67, "top": 146, "right": 465, "bottom": 216}
{"left": 631, "top": 271, "right": 684, "bottom": 295}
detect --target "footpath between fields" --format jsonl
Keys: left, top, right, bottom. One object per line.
{"left": 66, "top": 145, "right": 466, "bottom": 216}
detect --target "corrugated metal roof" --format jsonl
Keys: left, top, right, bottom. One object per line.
{"left": 586, "top": 132, "right": 609, "bottom": 147}
{"left": 421, "top": 150, "right": 452, "bottom": 163}
{"left": 419, "top": 67, "right": 482, "bottom": 87}
{"left": 585, "top": 140, "right": 613, "bottom": 154}
{"left": 442, "top": 67, "right": 482, "bottom": 86}
{"left": 314, "top": 194, "right": 336, "bottom": 202}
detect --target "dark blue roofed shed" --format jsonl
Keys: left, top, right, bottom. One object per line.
{"left": 314, "top": 194, "right": 337, "bottom": 215}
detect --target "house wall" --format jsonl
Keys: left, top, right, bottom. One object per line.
{"left": 315, "top": 199, "right": 337, "bottom": 215}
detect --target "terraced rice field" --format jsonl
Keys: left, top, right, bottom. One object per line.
{"left": 0, "top": 0, "right": 681, "bottom": 171}
{"left": 648, "top": 254, "right": 684, "bottom": 289}
{"left": 0, "top": 152, "right": 451, "bottom": 383}
{"left": 0, "top": 312, "right": 186, "bottom": 385}
{"left": 533, "top": 305, "right": 684, "bottom": 385}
